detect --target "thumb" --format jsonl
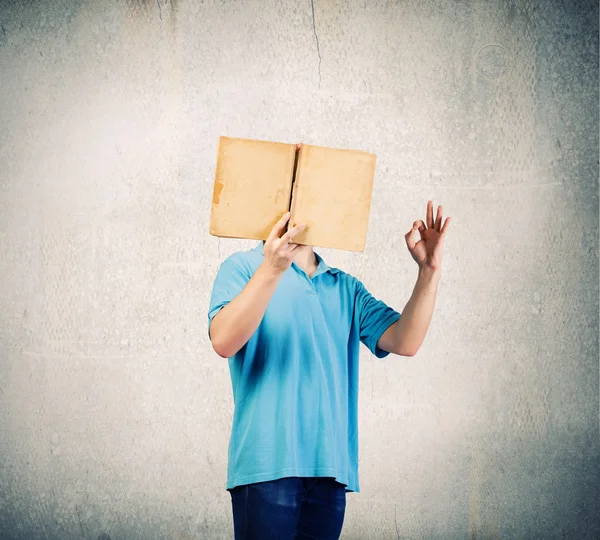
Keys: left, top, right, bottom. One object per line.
{"left": 405, "top": 226, "right": 417, "bottom": 250}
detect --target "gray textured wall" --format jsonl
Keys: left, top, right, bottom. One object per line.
{"left": 0, "top": 0, "right": 598, "bottom": 538}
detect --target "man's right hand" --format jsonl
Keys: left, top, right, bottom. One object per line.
{"left": 261, "top": 212, "right": 306, "bottom": 276}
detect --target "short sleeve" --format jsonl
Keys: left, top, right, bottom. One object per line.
{"left": 207, "top": 254, "right": 252, "bottom": 340}
{"left": 355, "top": 279, "right": 401, "bottom": 358}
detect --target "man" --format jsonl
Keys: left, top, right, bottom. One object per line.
{"left": 208, "top": 198, "right": 450, "bottom": 539}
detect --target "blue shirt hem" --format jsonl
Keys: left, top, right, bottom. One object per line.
{"left": 227, "top": 467, "right": 359, "bottom": 493}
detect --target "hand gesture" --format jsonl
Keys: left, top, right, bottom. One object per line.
{"left": 405, "top": 200, "right": 450, "bottom": 271}
{"left": 261, "top": 212, "right": 306, "bottom": 276}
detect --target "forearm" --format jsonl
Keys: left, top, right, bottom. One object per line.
{"left": 394, "top": 266, "right": 441, "bottom": 356}
{"left": 210, "top": 263, "right": 282, "bottom": 358}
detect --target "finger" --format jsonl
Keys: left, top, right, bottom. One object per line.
{"left": 440, "top": 216, "right": 451, "bottom": 238}
{"left": 413, "top": 220, "right": 426, "bottom": 238}
{"left": 280, "top": 223, "right": 306, "bottom": 245}
{"left": 276, "top": 240, "right": 300, "bottom": 257}
{"left": 426, "top": 200, "right": 433, "bottom": 229}
{"left": 435, "top": 205, "right": 443, "bottom": 232}
{"left": 267, "top": 212, "right": 291, "bottom": 243}
{"left": 280, "top": 233, "right": 304, "bottom": 252}
{"left": 405, "top": 226, "right": 417, "bottom": 250}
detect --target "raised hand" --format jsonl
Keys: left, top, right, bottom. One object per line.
{"left": 404, "top": 200, "right": 450, "bottom": 272}
{"left": 261, "top": 212, "right": 306, "bottom": 276}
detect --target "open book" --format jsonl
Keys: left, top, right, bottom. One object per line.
{"left": 210, "top": 136, "right": 377, "bottom": 251}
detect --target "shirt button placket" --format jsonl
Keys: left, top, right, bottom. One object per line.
{"left": 303, "top": 274, "right": 313, "bottom": 295}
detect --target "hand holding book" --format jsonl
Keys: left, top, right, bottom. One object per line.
{"left": 260, "top": 212, "right": 306, "bottom": 278}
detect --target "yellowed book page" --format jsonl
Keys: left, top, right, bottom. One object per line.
{"left": 210, "top": 136, "right": 296, "bottom": 240}
{"left": 289, "top": 144, "right": 376, "bottom": 251}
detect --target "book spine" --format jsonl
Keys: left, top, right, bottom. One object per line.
{"left": 288, "top": 145, "right": 303, "bottom": 232}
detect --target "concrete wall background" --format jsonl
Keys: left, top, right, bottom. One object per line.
{"left": 0, "top": 0, "right": 598, "bottom": 538}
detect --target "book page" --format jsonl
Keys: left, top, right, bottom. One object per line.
{"left": 289, "top": 144, "right": 377, "bottom": 251}
{"left": 210, "top": 136, "right": 296, "bottom": 240}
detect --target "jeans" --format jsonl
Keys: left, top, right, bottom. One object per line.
{"left": 229, "top": 476, "right": 347, "bottom": 539}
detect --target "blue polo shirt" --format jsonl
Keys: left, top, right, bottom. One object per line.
{"left": 207, "top": 241, "right": 401, "bottom": 492}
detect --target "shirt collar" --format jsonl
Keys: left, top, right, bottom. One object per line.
{"left": 253, "top": 241, "right": 339, "bottom": 275}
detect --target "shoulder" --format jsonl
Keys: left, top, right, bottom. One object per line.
{"left": 329, "top": 268, "right": 382, "bottom": 305}
{"left": 218, "top": 246, "right": 262, "bottom": 276}
{"left": 327, "top": 266, "right": 362, "bottom": 293}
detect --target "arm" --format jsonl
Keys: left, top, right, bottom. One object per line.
{"left": 209, "top": 212, "right": 306, "bottom": 358}
{"left": 210, "top": 264, "right": 281, "bottom": 358}
{"left": 377, "top": 200, "right": 450, "bottom": 357}
{"left": 377, "top": 266, "right": 440, "bottom": 357}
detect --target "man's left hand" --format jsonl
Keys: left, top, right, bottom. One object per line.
{"left": 404, "top": 200, "right": 450, "bottom": 272}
